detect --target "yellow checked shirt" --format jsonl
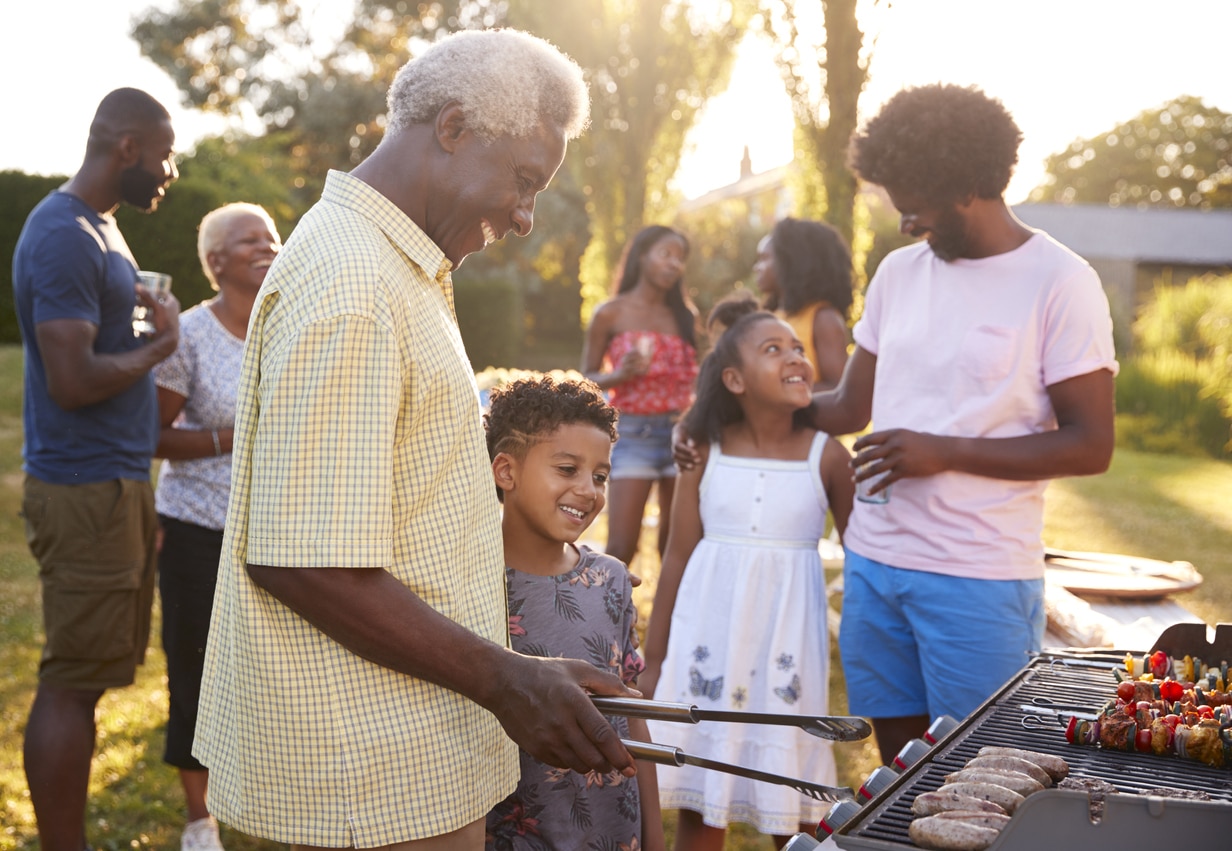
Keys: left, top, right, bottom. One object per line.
{"left": 194, "top": 171, "right": 518, "bottom": 845}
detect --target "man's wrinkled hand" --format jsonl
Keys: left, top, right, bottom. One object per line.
{"left": 492, "top": 655, "right": 640, "bottom": 776}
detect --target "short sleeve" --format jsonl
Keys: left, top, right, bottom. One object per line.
{"left": 27, "top": 223, "right": 108, "bottom": 325}
{"left": 1041, "top": 266, "right": 1119, "bottom": 387}
{"left": 154, "top": 320, "right": 194, "bottom": 398}
{"left": 851, "top": 262, "right": 887, "bottom": 357}
{"left": 245, "top": 314, "right": 400, "bottom": 568}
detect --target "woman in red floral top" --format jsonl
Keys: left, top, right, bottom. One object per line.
{"left": 582, "top": 225, "right": 699, "bottom": 568}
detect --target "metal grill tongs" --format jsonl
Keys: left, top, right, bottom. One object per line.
{"left": 591, "top": 695, "right": 872, "bottom": 741}
{"left": 622, "top": 739, "right": 855, "bottom": 803}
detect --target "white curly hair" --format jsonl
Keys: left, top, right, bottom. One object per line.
{"left": 197, "top": 202, "right": 279, "bottom": 290}
{"left": 386, "top": 29, "right": 590, "bottom": 142}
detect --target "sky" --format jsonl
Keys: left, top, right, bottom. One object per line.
{"left": 3, "top": 1, "right": 1230, "bottom": 205}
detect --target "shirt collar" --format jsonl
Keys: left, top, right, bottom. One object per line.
{"left": 320, "top": 170, "right": 453, "bottom": 286}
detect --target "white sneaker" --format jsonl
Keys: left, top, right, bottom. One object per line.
{"left": 181, "top": 816, "right": 225, "bottom": 851}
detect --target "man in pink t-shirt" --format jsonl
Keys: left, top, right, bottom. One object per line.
{"left": 809, "top": 84, "right": 1118, "bottom": 762}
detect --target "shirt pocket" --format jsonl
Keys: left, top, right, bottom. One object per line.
{"left": 959, "top": 325, "right": 1020, "bottom": 383}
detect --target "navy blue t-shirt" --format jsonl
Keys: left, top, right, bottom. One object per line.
{"left": 12, "top": 191, "right": 158, "bottom": 484}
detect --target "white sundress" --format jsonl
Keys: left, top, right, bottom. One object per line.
{"left": 648, "top": 431, "right": 836, "bottom": 834}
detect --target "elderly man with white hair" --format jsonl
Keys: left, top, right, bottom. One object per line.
{"left": 193, "top": 29, "right": 639, "bottom": 850}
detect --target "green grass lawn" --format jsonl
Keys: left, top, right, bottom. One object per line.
{"left": 1, "top": 342, "right": 1229, "bottom": 851}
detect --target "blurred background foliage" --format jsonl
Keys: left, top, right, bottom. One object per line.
{"left": 1, "top": 1, "right": 1229, "bottom": 453}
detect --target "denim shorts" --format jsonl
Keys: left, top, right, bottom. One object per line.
{"left": 610, "top": 412, "right": 678, "bottom": 480}
{"left": 838, "top": 549, "right": 1045, "bottom": 721}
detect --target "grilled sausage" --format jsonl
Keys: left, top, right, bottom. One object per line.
{"left": 911, "top": 791, "right": 1008, "bottom": 816}
{"left": 937, "top": 781, "right": 1025, "bottom": 814}
{"left": 976, "top": 746, "right": 1069, "bottom": 781}
{"left": 943, "top": 768, "right": 1045, "bottom": 797}
{"left": 908, "top": 815, "right": 1000, "bottom": 851}
{"left": 964, "top": 755, "right": 1052, "bottom": 787}
{"left": 932, "top": 811, "right": 1012, "bottom": 831}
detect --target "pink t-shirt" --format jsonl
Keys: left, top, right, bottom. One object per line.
{"left": 845, "top": 233, "right": 1118, "bottom": 580}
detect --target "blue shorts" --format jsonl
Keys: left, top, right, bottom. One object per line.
{"left": 838, "top": 549, "right": 1044, "bottom": 721}
{"left": 610, "top": 412, "right": 678, "bottom": 480}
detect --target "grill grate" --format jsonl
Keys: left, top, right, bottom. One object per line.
{"left": 835, "top": 653, "right": 1232, "bottom": 851}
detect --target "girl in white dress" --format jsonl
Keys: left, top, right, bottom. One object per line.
{"left": 641, "top": 310, "right": 854, "bottom": 849}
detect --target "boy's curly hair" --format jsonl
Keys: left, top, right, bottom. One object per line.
{"left": 484, "top": 372, "right": 618, "bottom": 469}
{"left": 849, "top": 83, "right": 1022, "bottom": 204}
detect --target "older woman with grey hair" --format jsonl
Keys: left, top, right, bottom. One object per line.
{"left": 193, "top": 29, "right": 645, "bottom": 851}
{"left": 152, "top": 202, "right": 279, "bottom": 851}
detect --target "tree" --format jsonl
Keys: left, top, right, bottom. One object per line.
{"left": 498, "top": 1, "right": 755, "bottom": 320}
{"left": 133, "top": 0, "right": 388, "bottom": 205}
{"left": 132, "top": 0, "right": 754, "bottom": 348}
{"left": 0, "top": 171, "right": 67, "bottom": 343}
{"left": 1029, "top": 95, "right": 1232, "bottom": 209}
{"left": 180, "top": 132, "right": 313, "bottom": 228}
{"left": 760, "top": 0, "right": 872, "bottom": 247}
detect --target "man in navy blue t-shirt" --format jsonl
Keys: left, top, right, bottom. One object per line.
{"left": 12, "top": 87, "right": 180, "bottom": 851}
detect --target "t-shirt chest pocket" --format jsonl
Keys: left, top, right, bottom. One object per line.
{"left": 959, "top": 325, "right": 1020, "bottom": 382}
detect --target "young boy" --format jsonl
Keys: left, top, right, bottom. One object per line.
{"left": 483, "top": 373, "right": 664, "bottom": 851}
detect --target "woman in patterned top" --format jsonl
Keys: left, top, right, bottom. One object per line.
{"left": 152, "top": 203, "right": 280, "bottom": 851}
{"left": 581, "top": 225, "right": 699, "bottom": 569}
{"left": 484, "top": 374, "right": 664, "bottom": 851}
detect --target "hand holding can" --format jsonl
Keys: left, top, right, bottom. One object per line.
{"left": 854, "top": 461, "right": 890, "bottom": 504}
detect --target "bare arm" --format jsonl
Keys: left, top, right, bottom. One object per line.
{"left": 638, "top": 446, "right": 706, "bottom": 698}
{"left": 810, "top": 307, "right": 850, "bottom": 392}
{"left": 820, "top": 436, "right": 855, "bottom": 538}
{"left": 245, "top": 562, "right": 638, "bottom": 776}
{"left": 581, "top": 302, "right": 647, "bottom": 390}
{"left": 35, "top": 288, "right": 180, "bottom": 410}
{"left": 851, "top": 369, "right": 1116, "bottom": 492}
{"left": 806, "top": 344, "right": 876, "bottom": 436}
{"left": 153, "top": 385, "right": 234, "bottom": 460}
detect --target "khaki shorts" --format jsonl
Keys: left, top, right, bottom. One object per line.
{"left": 22, "top": 475, "right": 158, "bottom": 691}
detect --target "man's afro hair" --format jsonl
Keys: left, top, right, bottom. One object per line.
{"left": 849, "top": 83, "right": 1023, "bottom": 203}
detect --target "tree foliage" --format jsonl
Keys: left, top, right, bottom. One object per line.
{"left": 131, "top": 0, "right": 754, "bottom": 354}
{"left": 760, "top": 0, "right": 871, "bottom": 246}
{"left": 501, "top": 0, "right": 754, "bottom": 320}
{"left": 133, "top": 0, "right": 389, "bottom": 204}
{"left": 0, "top": 172, "right": 66, "bottom": 343}
{"left": 1030, "top": 95, "right": 1232, "bottom": 209}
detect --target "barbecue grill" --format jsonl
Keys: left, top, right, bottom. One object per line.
{"left": 833, "top": 623, "right": 1232, "bottom": 850}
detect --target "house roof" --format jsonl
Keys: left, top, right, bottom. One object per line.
{"left": 1012, "top": 203, "right": 1232, "bottom": 266}
{"left": 678, "top": 163, "right": 793, "bottom": 213}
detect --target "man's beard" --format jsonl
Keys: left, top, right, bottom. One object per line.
{"left": 119, "top": 164, "right": 163, "bottom": 212}
{"left": 927, "top": 206, "right": 968, "bottom": 262}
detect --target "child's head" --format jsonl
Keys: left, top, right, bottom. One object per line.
{"left": 682, "top": 311, "right": 814, "bottom": 443}
{"left": 754, "top": 218, "right": 853, "bottom": 317}
{"left": 705, "top": 290, "right": 760, "bottom": 342}
{"left": 484, "top": 374, "right": 618, "bottom": 541}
